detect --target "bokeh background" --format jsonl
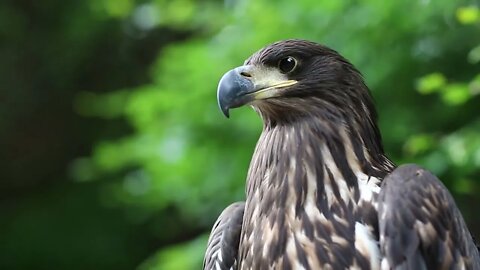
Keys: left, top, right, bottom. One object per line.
{"left": 1, "top": 0, "right": 480, "bottom": 269}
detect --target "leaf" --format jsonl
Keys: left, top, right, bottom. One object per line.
{"left": 137, "top": 235, "right": 207, "bottom": 270}
{"left": 416, "top": 73, "right": 447, "bottom": 94}
{"left": 456, "top": 6, "right": 479, "bottom": 24}
{"left": 469, "top": 74, "right": 480, "bottom": 95}
{"left": 403, "top": 134, "right": 436, "bottom": 156}
{"left": 468, "top": 44, "right": 480, "bottom": 64}
{"left": 441, "top": 83, "right": 471, "bottom": 105}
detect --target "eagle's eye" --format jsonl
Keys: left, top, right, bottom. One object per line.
{"left": 278, "top": 56, "right": 297, "bottom": 73}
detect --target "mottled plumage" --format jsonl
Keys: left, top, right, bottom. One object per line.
{"left": 204, "top": 202, "right": 244, "bottom": 270}
{"left": 205, "top": 40, "right": 480, "bottom": 270}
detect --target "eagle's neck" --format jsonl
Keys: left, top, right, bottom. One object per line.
{"left": 240, "top": 115, "right": 394, "bottom": 269}
{"left": 246, "top": 116, "right": 392, "bottom": 201}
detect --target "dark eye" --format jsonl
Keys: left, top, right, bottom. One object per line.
{"left": 278, "top": 56, "right": 297, "bottom": 73}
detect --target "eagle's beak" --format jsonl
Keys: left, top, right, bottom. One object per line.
{"left": 217, "top": 65, "right": 297, "bottom": 118}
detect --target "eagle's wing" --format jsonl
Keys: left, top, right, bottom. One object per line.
{"left": 378, "top": 164, "right": 480, "bottom": 269}
{"left": 203, "top": 202, "right": 245, "bottom": 270}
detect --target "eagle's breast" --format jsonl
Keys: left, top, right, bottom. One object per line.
{"left": 238, "top": 124, "right": 384, "bottom": 269}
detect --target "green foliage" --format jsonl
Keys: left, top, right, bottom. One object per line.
{"left": 65, "top": 0, "right": 480, "bottom": 268}
{"left": 457, "top": 6, "right": 480, "bottom": 24}
{"left": 416, "top": 73, "right": 447, "bottom": 94}
{"left": 417, "top": 74, "right": 473, "bottom": 106}
{"left": 137, "top": 235, "right": 208, "bottom": 270}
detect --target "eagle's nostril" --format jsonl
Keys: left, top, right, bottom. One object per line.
{"left": 240, "top": 71, "right": 252, "bottom": 78}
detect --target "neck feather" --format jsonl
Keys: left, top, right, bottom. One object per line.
{"left": 246, "top": 114, "right": 394, "bottom": 206}
{"left": 240, "top": 114, "right": 394, "bottom": 268}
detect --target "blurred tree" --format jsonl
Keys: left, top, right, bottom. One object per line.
{"left": 1, "top": 0, "right": 479, "bottom": 269}
{"left": 76, "top": 0, "right": 480, "bottom": 268}
{"left": 0, "top": 0, "right": 192, "bottom": 269}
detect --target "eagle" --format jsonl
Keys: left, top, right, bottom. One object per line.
{"left": 203, "top": 39, "right": 480, "bottom": 270}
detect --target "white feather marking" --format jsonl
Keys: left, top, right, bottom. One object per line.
{"left": 337, "top": 178, "right": 351, "bottom": 204}
{"left": 356, "top": 172, "right": 381, "bottom": 206}
{"left": 355, "top": 222, "right": 381, "bottom": 270}
{"left": 332, "top": 234, "right": 349, "bottom": 247}
{"left": 212, "top": 249, "right": 223, "bottom": 262}
{"left": 262, "top": 223, "right": 276, "bottom": 258}
{"left": 321, "top": 145, "right": 356, "bottom": 204}
{"left": 318, "top": 212, "right": 328, "bottom": 224}
{"left": 323, "top": 182, "right": 334, "bottom": 207}
{"left": 350, "top": 263, "right": 362, "bottom": 270}
{"left": 333, "top": 213, "right": 349, "bottom": 227}
{"left": 380, "top": 258, "right": 390, "bottom": 270}
{"left": 286, "top": 237, "right": 306, "bottom": 270}
{"left": 415, "top": 220, "right": 436, "bottom": 243}
{"left": 304, "top": 200, "right": 318, "bottom": 220}
{"left": 379, "top": 203, "right": 389, "bottom": 224}
{"left": 304, "top": 160, "right": 319, "bottom": 218}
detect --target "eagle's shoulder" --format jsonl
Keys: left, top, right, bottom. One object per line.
{"left": 204, "top": 202, "right": 245, "bottom": 270}
{"left": 378, "top": 164, "right": 480, "bottom": 269}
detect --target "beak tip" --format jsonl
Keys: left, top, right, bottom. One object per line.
{"left": 217, "top": 91, "right": 230, "bottom": 118}
{"left": 220, "top": 105, "right": 230, "bottom": 118}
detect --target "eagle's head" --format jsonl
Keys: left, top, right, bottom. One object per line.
{"left": 217, "top": 39, "right": 377, "bottom": 127}
{"left": 217, "top": 39, "right": 387, "bottom": 165}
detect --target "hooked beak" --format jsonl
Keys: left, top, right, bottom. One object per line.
{"left": 216, "top": 65, "right": 297, "bottom": 117}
